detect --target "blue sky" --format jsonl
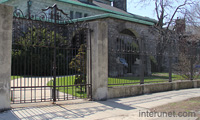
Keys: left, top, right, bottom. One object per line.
{"left": 127, "top": 0, "right": 156, "bottom": 20}
{"left": 126, "top": 0, "right": 190, "bottom": 22}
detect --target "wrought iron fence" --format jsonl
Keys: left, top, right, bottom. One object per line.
{"left": 11, "top": 4, "right": 92, "bottom": 104}
{"left": 108, "top": 32, "right": 200, "bottom": 87}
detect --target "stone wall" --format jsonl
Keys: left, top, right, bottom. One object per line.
{"left": 108, "top": 80, "right": 200, "bottom": 99}
{"left": 0, "top": 4, "right": 13, "bottom": 111}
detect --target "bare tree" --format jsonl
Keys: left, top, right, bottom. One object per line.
{"left": 177, "top": 4, "right": 200, "bottom": 79}
{"left": 185, "top": 3, "right": 200, "bottom": 27}
{"left": 135, "top": 0, "right": 195, "bottom": 28}
{"left": 173, "top": 33, "right": 200, "bottom": 80}
{"left": 133, "top": 0, "right": 197, "bottom": 72}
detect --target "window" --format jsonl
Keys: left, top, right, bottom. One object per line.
{"left": 70, "top": 11, "right": 74, "bottom": 19}
{"left": 111, "top": 1, "right": 113, "bottom": 6}
{"left": 84, "top": 13, "right": 88, "bottom": 17}
{"left": 75, "top": 12, "right": 82, "bottom": 18}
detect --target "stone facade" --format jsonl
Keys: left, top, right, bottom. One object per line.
{"left": 0, "top": 0, "right": 110, "bottom": 18}
{"left": 107, "top": 18, "right": 157, "bottom": 77}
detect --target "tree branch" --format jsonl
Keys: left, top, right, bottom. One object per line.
{"left": 155, "top": 0, "right": 160, "bottom": 20}
{"left": 166, "top": 0, "right": 188, "bottom": 29}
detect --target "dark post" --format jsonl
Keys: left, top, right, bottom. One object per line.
{"left": 190, "top": 57, "right": 194, "bottom": 80}
{"left": 169, "top": 57, "right": 172, "bottom": 82}
{"left": 27, "top": 0, "right": 32, "bottom": 19}
{"left": 190, "top": 43, "right": 194, "bottom": 81}
{"left": 53, "top": 4, "right": 57, "bottom": 103}
{"left": 140, "top": 55, "right": 144, "bottom": 84}
{"left": 140, "top": 39, "right": 144, "bottom": 84}
{"left": 169, "top": 39, "right": 172, "bottom": 82}
{"left": 89, "top": 29, "right": 93, "bottom": 99}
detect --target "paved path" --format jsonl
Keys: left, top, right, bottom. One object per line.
{"left": 1, "top": 88, "right": 200, "bottom": 120}
{"left": 11, "top": 77, "right": 53, "bottom": 103}
{"left": 11, "top": 77, "right": 73, "bottom": 103}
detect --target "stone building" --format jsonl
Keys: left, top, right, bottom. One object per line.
{"left": 0, "top": 0, "right": 128, "bottom": 19}
{"left": 0, "top": 0, "right": 157, "bottom": 77}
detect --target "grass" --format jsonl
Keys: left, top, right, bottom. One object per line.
{"left": 47, "top": 73, "right": 197, "bottom": 97}
{"left": 108, "top": 73, "right": 184, "bottom": 87}
{"left": 47, "top": 76, "right": 87, "bottom": 98}
{"left": 108, "top": 77, "right": 166, "bottom": 86}
{"left": 11, "top": 76, "right": 22, "bottom": 80}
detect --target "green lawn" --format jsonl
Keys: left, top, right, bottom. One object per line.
{"left": 47, "top": 76, "right": 87, "bottom": 98}
{"left": 108, "top": 73, "right": 185, "bottom": 86}
{"left": 47, "top": 73, "right": 197, "bottom": 97}
{"left": 11, "top": 76, "right": 22, "bottom": 80}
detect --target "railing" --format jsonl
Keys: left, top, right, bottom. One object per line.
{"left": 108, "top": 35, "right": 200, "bottom": 87}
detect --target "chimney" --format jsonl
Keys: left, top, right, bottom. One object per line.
{"left": 175, "top": 18, "right": 186, "bottom": 34}
{"left": 113, "top": 0, "right": 127, "bottom": 11}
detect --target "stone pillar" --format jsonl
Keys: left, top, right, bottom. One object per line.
{"left": 89, "top": 20, "right": 108, "bottom": 100}
{"left": 0, "top": 4, "right": 13, "bottom": 111}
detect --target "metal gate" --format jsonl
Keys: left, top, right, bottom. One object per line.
{"left": 11, "top": 4, "right": 92, "bottom": 104}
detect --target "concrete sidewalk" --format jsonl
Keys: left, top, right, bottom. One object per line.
{"left": 1, "top": 88, "right": 200, "bottom": 120}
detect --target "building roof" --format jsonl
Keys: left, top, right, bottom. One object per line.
{"left": 0, "top": 0, "right": 8, "bottom": 3}
{"left": 72, "top": 13, "right": 155, "bottom": 26}
{"left": 57, "top": 0, "right": 157, "bottom": 24}
{"left": 0, "top": 0, "right": 157, "bottom": 25}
